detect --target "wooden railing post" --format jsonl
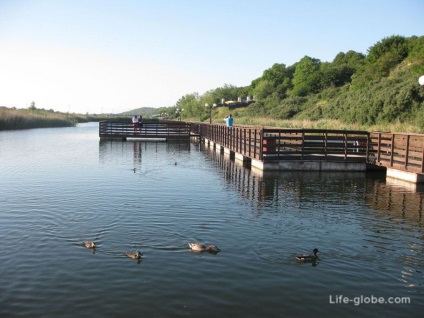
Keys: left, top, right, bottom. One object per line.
{"left": 243, "top": 129, "right": 246, "bottom": 156}
{"left": 366, "top": 132, "right": 370, "bottom": 162}
{"left": 344, "top": 133, "right": 348, "bottom": 160}
{"left": 324, "top": 132, "right": 328, "bottom": 159}
{"left": 390, "top": 134, "right": 395, "bottom": 167}
{"left": 421, "top": 138, "right": 424, "bottom": 173}
{"left": 405, "top": 135, "right": 410, "bottom": 170}
{"left": 254, "top": 129, "right": 257, "bottom": 160}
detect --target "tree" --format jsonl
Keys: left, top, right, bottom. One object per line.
{"left": 203, "top": 84, "right": 242, "bottom": 104}
{"left": 175, "top": 93, "right": 200, "bottom": 118}
{"left": 29, "top": 101, "right": 36, "bottom": 110}
{"left": 406, "top": 36, "right": 424, "bottom": 73}
{"left": 333, "top": 50, "right": 365, "bottom": 69}
{"left": 320, "top": 63, "right": 355, "bottom": 88}
{"left": 291, "top": 56, "right": 322, "bottom": 96}
{"left": 250, "top": 63, "right": 293, "bottom": 100}
{"left": 366, "top": 35, "right": 408, "bottom": 64}
{"left": 252, "top": 80, "right": 274, "bottom": 100}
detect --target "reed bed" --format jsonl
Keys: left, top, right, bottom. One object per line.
{"left": 0, "top": 107, "right": 86, "bottom": 130}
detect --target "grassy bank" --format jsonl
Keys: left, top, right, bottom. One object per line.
{"left": 201, "top": 106, "right": 424, "bottom": 133}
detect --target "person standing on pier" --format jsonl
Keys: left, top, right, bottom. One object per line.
{"left": 132, "top": 115, "right": 138, "bottom": 133}
{"left": 224, "top": 114, "right": 234, "bottom": 127}
{"left": 138, "top": 115, "right": 143, "bottom": 131}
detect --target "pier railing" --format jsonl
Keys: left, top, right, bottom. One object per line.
{"left": 261, "top": 129, "right": 369, "bottom": 162}
{"left": 369, "top": 132, "right": 424, "bottom": 174}
{"left": 197, "top": 124, "right": 370, "bottom": 163}
{"left": 198, "top": 124, "right": 263, "bottom": 160}
{"left": 196, "top": 124, "right": 424, "bottom": 174}
{"left": 99, "top": 121, "right": 191, "bottom": 140}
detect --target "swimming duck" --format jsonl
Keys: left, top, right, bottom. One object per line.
{"left": 126, "top": 251, "right": 143, "bottom": 260}
{"left": 296, "top": 248, "right": 319, "bottom": 262}
{"left": 189, "top": 243, "right": 221, "bottom": 253}
{"left": 84, "top": 241, "right": 96, "bottom": 249}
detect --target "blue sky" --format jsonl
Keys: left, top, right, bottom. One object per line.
{"left": 0, "top": 0, "right": 423, "bottom": 114}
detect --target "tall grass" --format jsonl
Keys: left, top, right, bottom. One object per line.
{"left": 0, "top": 107, "right": 88, "bottom": 130}
{"left": 207, "top": 106, "right": 424, "bottom": 133}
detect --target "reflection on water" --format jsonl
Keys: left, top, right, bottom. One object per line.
{"left": 0, "top": 123, "right": 423, "bottom": 318}
{"left": 369, "top": 177, "right": 424, "bottom": 223}
{"left": 99, "top": 139, "right": 192, "bottom": 170}
{"left": 198, "top": 144, "right": 424, "bottom": 295}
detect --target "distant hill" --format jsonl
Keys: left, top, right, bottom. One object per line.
{"left": 120, "top": 107, "right": 158, "bottom": 117}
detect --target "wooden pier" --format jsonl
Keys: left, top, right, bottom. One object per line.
{"left": 99, "top": 121, "right": 424, "bottom": 183}
{"left": 99, "top": 121, "right": 192, "bottom": 140}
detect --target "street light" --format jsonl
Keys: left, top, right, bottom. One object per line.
{"left": 205, "top": 103, "right": 217, "bottom": 124}
{"left": 419, "top": 75, "right": 424, "bottom": 88}
{"left": 205, "top": 103, "right": 211, "bottom": 124}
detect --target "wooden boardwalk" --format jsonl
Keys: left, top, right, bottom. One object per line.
{"left": 99, "top": 120, "right": 424, "bottom": 182}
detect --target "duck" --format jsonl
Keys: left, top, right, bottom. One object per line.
{"left": 126, "top": 251, "right": 143, "bottom": 260}
{"left": 84, "top": 241, "right": 96, "bottom": 249}
{"left": 189, "top": 243, "right": 221, "bottom": 253}
{"left": 296, "top": 248, "right": 319, "bottom": 262}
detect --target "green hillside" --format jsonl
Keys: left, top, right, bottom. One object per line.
{"left": 134, "top": 35, "right": 424, "bottom": 133}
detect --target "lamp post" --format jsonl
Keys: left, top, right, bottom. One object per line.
{"left": 205, "top": 103, "right": 217, "bottom": 124}
{"left": 205, "top": 103, "right": 211, "bottom": 124}
{"left": 419, "top": 75, "right": 424, "bottom": 89}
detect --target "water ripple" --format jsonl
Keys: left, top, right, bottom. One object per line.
{"left": 0, "top": 124, "right": 423, "bottom": 317}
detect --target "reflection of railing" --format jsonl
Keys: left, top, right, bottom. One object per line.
{"left": 368, "top": 178, "right": 424, "bottom": 222}
{"left": 99, "top": 121, "right": 191, "bottom": 140}
{"left": 369, "top": 132, "right": 424, "bottom": 174}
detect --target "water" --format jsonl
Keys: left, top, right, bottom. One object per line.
{"left": 0, "top": 122, "right": 423, "bottom": 317}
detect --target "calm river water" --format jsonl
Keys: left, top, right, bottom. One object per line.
{"left": 0, "top": 122, "right": 423, "bottom": 317}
